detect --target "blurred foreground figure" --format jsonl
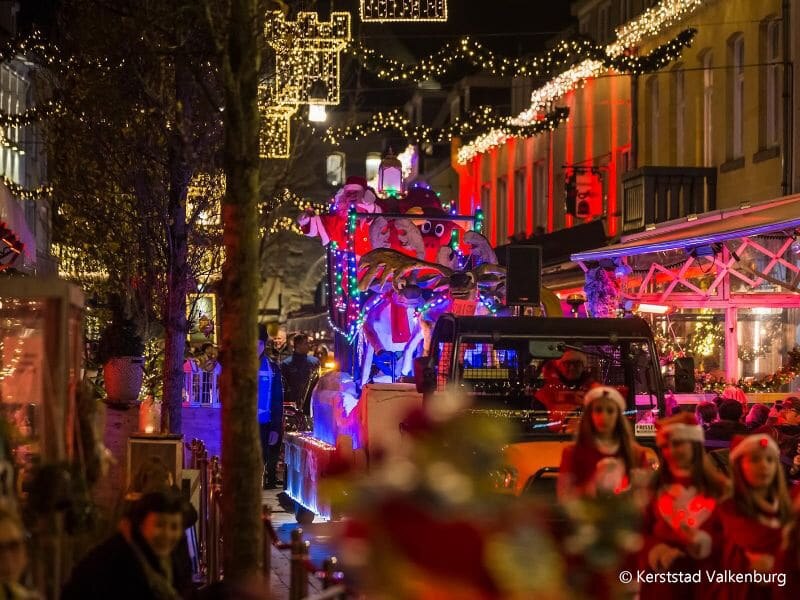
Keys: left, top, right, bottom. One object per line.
{"left": 0, "top": 509, "right": 38, "bottom": 599}
{"left": 61, "top": 491, "right": 187, "bottom": 600}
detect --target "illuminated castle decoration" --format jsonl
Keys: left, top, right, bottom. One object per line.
{"left": 360, "top": 0, "right": 448, "bottom": 22}
{"left": 265, "top": 11, "right": 351, "bottom": 107}
{"left": 258, "top": 100, "right": 297, "bottom": 159}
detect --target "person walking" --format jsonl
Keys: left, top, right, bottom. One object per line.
{"left": 281, "top": 334, "right": 320, "bottom": 418}
{"left": 258, "top": 325, "right": 284, "bottom": 489}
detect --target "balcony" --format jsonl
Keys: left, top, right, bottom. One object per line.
{"left": 621, "top": 167, "right": 717, "bottom": 234}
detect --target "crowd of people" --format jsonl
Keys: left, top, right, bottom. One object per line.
{"left": 558, "top": 385, "right": 800, "bottom": 598}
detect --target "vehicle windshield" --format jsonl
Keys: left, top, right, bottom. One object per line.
{"left": 438, "top": 335, "right": 660, "bottom": 437}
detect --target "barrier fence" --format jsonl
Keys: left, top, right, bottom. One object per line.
{"left": 185, "top": 438, "right": 345, "bottom": 598}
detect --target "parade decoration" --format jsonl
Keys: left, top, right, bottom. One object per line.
{"left": 264, "top": 11, "right": 351, "bottom": 107}
{"left": 299, "top": 162, "right": 504, "bottom": 383}
{"left": 360, "top": 0, "right": 448, "bottom": 22}
{"left": 584, "top": 267, "right": 620, "bottom": 318}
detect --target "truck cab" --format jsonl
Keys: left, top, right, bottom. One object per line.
{"left": 417, "top": 314, "right": 665, "bottom": 496}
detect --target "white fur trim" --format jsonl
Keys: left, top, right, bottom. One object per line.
{"left": 729, "top": 434, "right": 779, "bottom": 463}
{"left": 584, "top": 386, "right": 626, "bottom": 413}
{"left": 656, "top": 423, "right": 705, "bottom": 445}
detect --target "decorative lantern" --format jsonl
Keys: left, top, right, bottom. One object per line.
{"left": 378, "top": 150, "right": 403, "bottom": 196}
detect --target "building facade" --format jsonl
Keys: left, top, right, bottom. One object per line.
{"left": 455, "top": 0, "right": 800, "bottom": 390}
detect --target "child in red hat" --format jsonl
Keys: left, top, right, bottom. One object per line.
{"left": 557, "top": 386, "right": 657, "bottom": 501}
{"left": 713, "top": 434, "right": 794, "bottom": 599}
{"left": 638, "top": 412, "right": 730, "bottom": 600}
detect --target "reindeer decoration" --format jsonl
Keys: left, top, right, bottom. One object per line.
{"left": 356, "top": 229, "right": 506, "bottom": 385}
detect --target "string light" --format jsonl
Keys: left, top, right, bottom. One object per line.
{"left": 360, "top": 0, "right": 447, "bottom": 22}
{"left": 0, "top": 177, "right": 52, "bottom": 202}
{"left": 324, "top": 105, "right": 569, "bottom": 150}
{"left": 0, "top": 98, "right": 63, "bottom": 127}
{"left": 456, "top": 108, "right": 570, "bottom": 165}
{"left": 265, "top": 11, "right": 351, "bottom": 107}
{"left": 258, "top": 101, "right": 296, "bottom": 159}
{"left": 607, "top": 0, "right": 705, "bottom": 56}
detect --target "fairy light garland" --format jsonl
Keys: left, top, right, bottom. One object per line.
{"left": 607, "top": 0, "right": 705, "bottom": 56}
{"left": 360, "top": 0, "right": 447, "bottom": 22}
{"left": 324, "top": 105, "right": 570, "bottom": 153}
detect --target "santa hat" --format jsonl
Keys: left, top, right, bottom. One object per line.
{"left": 655, "top": 412, "right": 705, "bottom": 445}
{"left": 343, "top": 176, "right": 368, "bottom": 191}
{"left": 729, "top": 433, "right": 779, "bottom": 463}
{"left": 584, "top": 385, "right": 625, "bottom": 413}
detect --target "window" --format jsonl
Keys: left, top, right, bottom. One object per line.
{"left": 702, "top": 51, "right": 714, "bottom": 167}
{"left": 598, "top": 3, "right": 611, "bottom": 44}
{"left": 512, "top": 77, "right": 532, "bottom": 116}
{"left": 326, "top": 152, "right": 345, "bottom": 187}
{"left": 480, "top": 183, "right": 491, "bottom": 212}
{"left": 534, "top": 161, "right": 547, "bottom": 231}
{"left": 497, "top": 177, "right": 508, "bottom": 242}
{"left": 674, "top": 67, "right": 685, "bottom": 164}
{"left": 763, "top": 19, "right": 781, "bottom": 147}
{"left": 450, "top": 96, "right": 461, "bottom": 125}
{"left": 619, "top": 0, "right": 632, "bottom": 24}
{"left": 579, "top": 17, "right": 591, "bottom": 37}
{"left": 729, "top": 34, "right": 745, "bottom": 159}
{"left": 514, "top": 169, "right": 526, "bottom": 235}
{"left": 647, "top": 76, "right": 659, "bottom": 164}
{"left": 365, "top": 152, "right": 381, "bottom": 186}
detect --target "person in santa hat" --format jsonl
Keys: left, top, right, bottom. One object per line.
{"left": 557, "top": 386, "right": 657, "bottom": 501}
{"left": 639, "top": 412, "right": 730, "bottom": 600}
{"left": 713, "top": 434, "right": 794, "bottom": 600}
{"left": 298, "top": 176, "right": 382, "bottom": 255}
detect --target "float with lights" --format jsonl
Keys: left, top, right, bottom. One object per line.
{"left": 284, "top": 154, "right": 507, "bottom": 521}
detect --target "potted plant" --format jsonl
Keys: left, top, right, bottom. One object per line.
{"left": 97, "top": 299, "right": 145, "bottom": 406}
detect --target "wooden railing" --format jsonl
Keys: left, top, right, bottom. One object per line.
{"left": 621, "top": 167, "right": 717, "bottom": 234}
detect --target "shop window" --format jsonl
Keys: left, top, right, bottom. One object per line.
{"left": 737, "top": 308, "right": 798, "bottom": 387}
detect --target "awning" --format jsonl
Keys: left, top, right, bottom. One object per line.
{"left": 571, "top": 195, "right": 800, "bottom": 262}
{"left": 0, "top": 182, "right": 36, "bottom": 267}
{"left": 497, "top": 219, "right": 607, "bottom": 267}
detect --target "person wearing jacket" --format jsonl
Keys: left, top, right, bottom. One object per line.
{"left": 258, "top": 325, "right": 284, "bottom": 489}
{"left": 61, "top": 491, "right": 187, "bottom": 600}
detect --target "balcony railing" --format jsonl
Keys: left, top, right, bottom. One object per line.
{"left": 184, "top": 368, "right": 220, "bottom": 405}
{"left": 621, "top": 167, "right": 717, "bottom": 234}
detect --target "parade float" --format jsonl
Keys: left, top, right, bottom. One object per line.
{"left": 283, "top": 162, "right": 507, "bottom": 521}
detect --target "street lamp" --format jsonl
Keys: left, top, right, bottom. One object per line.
{"left": 308, "top": 80, "right": 328, "bottom": 123}
{"left": 378, "top": 149, "right": 403, "bottom": 196}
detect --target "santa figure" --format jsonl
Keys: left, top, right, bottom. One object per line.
{"left": 298, "top": 176, "right": 383, "bottom": 255}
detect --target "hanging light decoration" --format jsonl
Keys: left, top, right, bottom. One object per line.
{"left": 377, "top": 149, "right": 404, "bottom": 197}
{"left": 258, "top": 98, "right": 297, "bottom": 159}
{"left": 360, "top": 0, "right": 447, "bottom": 22}
{"left": 265, "top": 11, "right": 351, "bottom": 107}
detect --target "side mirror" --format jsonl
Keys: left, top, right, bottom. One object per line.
{"left": 413, "top": 356, "right": 436, "bottom": 394}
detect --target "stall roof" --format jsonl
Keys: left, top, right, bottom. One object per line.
{"left": 571, "top": 195, "right": 800, "bottom": 262}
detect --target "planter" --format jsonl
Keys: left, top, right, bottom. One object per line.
{"left": 104, "top": 356, "right": 145, "bottom": 405}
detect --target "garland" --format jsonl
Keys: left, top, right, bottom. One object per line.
{"left": 697, "top": 346, "right": 800, "bottom": 394}
{"left": 322, "top": 105, "right": 569, "bottom": 146}
{"left": 346, "top": 29, "right": 697, "bottom": 83}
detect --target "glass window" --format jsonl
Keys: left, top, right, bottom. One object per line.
{"left": 674, "top": 67, "right": 685, "bottom": 164}
{"left": 326, "top": 152, "right": 345, "bottom": 187}
{"left": 729, "top": 35, "right": 745, "bottom": 159}
{"left": 534, "top": 161, "right": 547, "bottom": 232}
{"left": 702, "top": 51, "right": 714, "bottom": 167}
{"left": 764, "top": 20, "right": 781, "bottom": 147}
{"left": 514, "top": 169, "right": 527, "bottom": 236}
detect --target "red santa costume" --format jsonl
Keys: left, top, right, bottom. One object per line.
{"left": 558, "top": 386, "right": 655, "bottom": 501}
{"left": 639, "top": 413, "right": 727, "bottom": 600}
{"left": 298, "top": 176, "right": 383, "bottom": 256}
{"left": 713, "top": 434, "right": 793, "bottom": 600}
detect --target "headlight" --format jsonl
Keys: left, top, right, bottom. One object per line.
{"left": 489, "top": 465, "right": 518, "bottom": 489}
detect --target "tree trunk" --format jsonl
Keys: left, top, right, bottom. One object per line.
{"left": 162, "top": 46, "right": 193, "bottom": 434}
{"left": 219, "top": 0, "right": 263, "bottom": 580}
